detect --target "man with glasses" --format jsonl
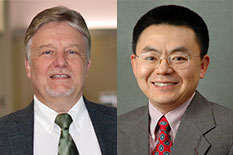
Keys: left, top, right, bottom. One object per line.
{"left": 118, "top": 5, "right": 233, "bottom": 155}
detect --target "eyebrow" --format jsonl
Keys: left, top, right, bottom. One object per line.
{"left": 142, "top": 46, "right": 191, "bottom": 54}
{"left": 65, "top": 44, "right": 81, "bottom": 49}
{"left": 142, "top": 46, "right": 160, "bottom": 53}
{"left": 170, "top": 46, "right": 190, "bottom": 54}
{"left": 38, "top": 43, "right": 55, "bottom": 50}
{"left": 38, "top": 43, "right": 81, "bottom": 50}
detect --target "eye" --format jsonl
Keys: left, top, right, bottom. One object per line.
{"left": 141, "top": 54, "right": 159, "bottom": 62}
{"left": 41, "top": 50, "right": 53, "bottom": 55}
{"left": 170, "top": 55, "right": 188, "bottom": 62}
{"left": 145, "top": 56, "right": 157, "bottom": 61}
{"left": 67, "top": 50, "right": 79, "bottom": 55}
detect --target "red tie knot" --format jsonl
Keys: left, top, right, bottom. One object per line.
{"left": 158, "top": 116, "right": 171, "bottom": 132}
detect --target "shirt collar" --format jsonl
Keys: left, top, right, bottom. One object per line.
{"left": 34, "top": 95, "right": 86, "bottom": 133}
{"left": 67, "top": 96, "right": 86, "bottom": 130}
{"left": 149, "top": 92, "right": 195, "bottom": 138}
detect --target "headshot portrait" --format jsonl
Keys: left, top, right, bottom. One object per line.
{"left": 0, "top": 2, "right": 117, "bottom": 155}
{"left": 118, "top": 0, "right": 233, "bottom": 154}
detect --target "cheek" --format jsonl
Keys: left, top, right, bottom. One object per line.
{"left": 179, "top": 67, "right": 200, "bottom": 88}
{"left": 71, "top": 62, "right": 88, "bottom": 80}
{"left": 135, "top": 64, "right": 151, "bottom": 78}
{"left": 30, "top": 60, "right": 50, "bottom": 80}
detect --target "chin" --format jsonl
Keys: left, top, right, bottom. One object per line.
{"left": 46, "top": 86, "right": 75, "bottom": 97}
{"left": 153, "top": 99, "right": 175, "bottom": 105}
{"left": 150, "top": 94, "right": 178, "bottom": 105}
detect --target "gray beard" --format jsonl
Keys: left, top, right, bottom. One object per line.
{"left": 46, "top": 86, "right": 75, "bottom": 97}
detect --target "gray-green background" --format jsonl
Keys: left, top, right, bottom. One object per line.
{"left": 117, "top": 0, "right": 233, "bottom": 115}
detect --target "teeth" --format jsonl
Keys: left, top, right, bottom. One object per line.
{"left": 153, "top": 82, "right": 176, "bottom": 87}
{"left": 51, "top": 74, "right": 69, "bottom": 78}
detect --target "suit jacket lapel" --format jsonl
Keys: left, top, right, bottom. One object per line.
{"left": 172, "top": 92, "right": 215, "bottom": 155}
{"left": 8, "top": 102, "right": 34, "bottom": 155}
{"left": 84, "top": 98, "right": 116, "bottom": 155}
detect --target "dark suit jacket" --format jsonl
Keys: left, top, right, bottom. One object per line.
{"left": 118, "top": 92, "right": 233, "bottom": 155}
{"left": 0, "top": 98, "right": 117, "bottom": 155}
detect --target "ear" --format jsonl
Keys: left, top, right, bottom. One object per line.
{"left": 131, "top": 54, "right": 137, "bottom": 77}
{"left": 87, "top": 59, "right": 91, "bottom": 70}
{"left": 25, "top": 58, "right": 32, "bottom": 79}
{"left": 200, "top": 55, "right": 210, "bottom": 79}
{"left": 85, "top": 59, "right": 91, "bottom": 77}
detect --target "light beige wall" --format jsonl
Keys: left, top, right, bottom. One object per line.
{"left": 11, "top": 31, "right": 33, "bottom": 110}
{"left": 0, "top": 1, "right": 4, "bottom": 33}
{"left": 0, "top": 29, "right": 15, "bottom": 116}
{"left": 84, "top": 30, "right": 117, "bottom": 103}
{"left": 0, "top": 1, "right": 15, "bottom": 116}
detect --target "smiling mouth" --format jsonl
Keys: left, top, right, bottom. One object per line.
{"left": 50, "top": 74, "right": 71, "bottom": 79}
{"left": 152, "top": 82, "right": 178, "bottom": 87}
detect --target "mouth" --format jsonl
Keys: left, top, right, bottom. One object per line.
{"left": 152, "top": 82, "right": 178, "bottom": 87}
{"left": 50, "top": 74, "right": 71, "bottom": 79}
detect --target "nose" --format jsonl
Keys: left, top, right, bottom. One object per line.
{"left": 155, "top": 58, "right": 173, "bottom": 74}
{"left": 53, "top": 52, "right": 67, "bottom": 67}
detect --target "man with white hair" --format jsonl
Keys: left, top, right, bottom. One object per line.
{"left": 0, "top": 6, "right": 116, "bottom": 155}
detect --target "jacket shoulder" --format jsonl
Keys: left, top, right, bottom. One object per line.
{"left": 207, "top": 102, "right": 233, "bottom": 154}
{"left": 118, "top": 105, "right": 149, "bottom": 155}
{"left": 209, "top": 102, "right": 233, "bottom": 131}
{"left": 119, "top": 105, "right": 147, "bottom": 120}
{"left": 118, "top": 105, "right": 147, "bottom": 130}
{"left": 210, "top": 101, "right": 233, "bottom": 116}
{"left": 0, "top": 103, "right": 33, "bottom": 154}
{"left": 0, "top": 103, "right": 33, "bottom": 128}
{"left": 84, "top": 98, "right": 116, "bottom": 117}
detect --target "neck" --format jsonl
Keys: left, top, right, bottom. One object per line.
{"left": 150, "top": 100, "right": 186, "bottom": 114}
{"left": 150, "top": 93, "right": 195, "bottom": 114}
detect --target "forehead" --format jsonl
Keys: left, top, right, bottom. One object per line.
{"left": 136, "top": 24, "right": 200, "bottom": 54}
{"left": 31, "top": 21, "right": 85, "bottom": 47}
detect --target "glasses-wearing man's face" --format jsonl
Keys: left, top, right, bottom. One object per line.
{"left": 25, "top": 22, "right": 90, "bottom": 102}
{"left": 131, "top": 24, "right": 209, "bottom": 112}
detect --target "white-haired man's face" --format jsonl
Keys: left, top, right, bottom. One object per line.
{"left": 25, "top": 21, "right": 90, "bottom": 107}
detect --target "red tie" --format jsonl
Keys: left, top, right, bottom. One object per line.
{"left": 153, "top": 116, "right": 172, "bottom": 155}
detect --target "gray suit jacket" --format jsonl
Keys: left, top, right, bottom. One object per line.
{"left": 118, "top": 92, "right": 233, "bottom": 155}
{"left": 0, "top": 98, "right": 117, "bottom": 155}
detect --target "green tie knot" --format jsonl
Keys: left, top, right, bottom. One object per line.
{"left": 55, "top": 113, "right": 79, "bottom": 154}
{"left": 55, "top": 113, "right": 73, "bottom": 130}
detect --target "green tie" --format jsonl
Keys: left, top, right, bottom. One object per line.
{"left": 55, "top": 113, "right": 79, "bottom": 155}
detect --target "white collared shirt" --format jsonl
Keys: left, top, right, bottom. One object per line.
{"left": 33, "top": 95, "right": 102, "bottom": 155}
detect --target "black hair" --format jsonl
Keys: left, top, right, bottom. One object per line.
{"left": 132, "top": 5, "right": 209, "bottom": 57}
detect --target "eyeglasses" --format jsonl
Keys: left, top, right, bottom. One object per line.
{"left": 135, "top": 52, "right": 200, "bottom": 70}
